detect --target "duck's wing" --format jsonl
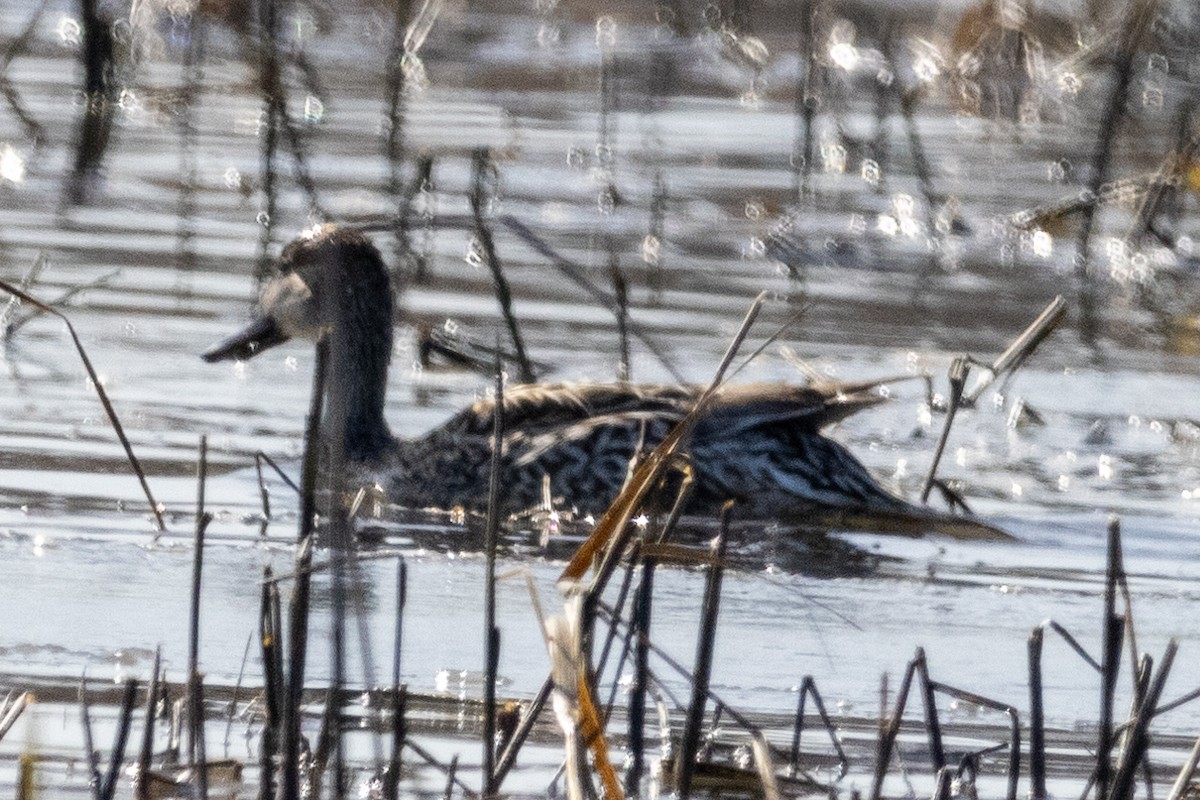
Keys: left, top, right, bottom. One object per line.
{"left": 700, "top": 382, "right": 887, "bottom": 436}
{"left": 441, "top": 383, "right": 700, "bottom": 437}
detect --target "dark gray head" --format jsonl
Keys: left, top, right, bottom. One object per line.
{"left": 203, "top": 225, "right": 397, "bottom": 462}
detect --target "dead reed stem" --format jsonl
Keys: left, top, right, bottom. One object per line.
{"left": 481, "top": 358, "right": 504, "bottom": 796}
{"left": 788, "top": 677, "right": 848, "bottom": 779}
{"left": 279, "top": 340, "right": 327, "bottom": 800}
{"left": 1167, "top": 732, "right": 1200, "bottom": 800}
{"left": 100, "top": 678, "right": 138, "bottom": 800}
{"left": 134, "top": 648, "right": 160, "bottom": 800}
{"left": 964, "top": 296, "right": 1067, "bottom": 404}
{"left": 259, "top": 567, "right": 281, "bottom": 800}
{"left": 385, "top": 557, "right": 408, "bottom": 799}
{"left": 1097, "top": 517, "right": 1126, "bottom": 800}
{"left": 0, "top": 278, "right": 166, "bottom": 531}
{"left": 223, "top": 631, "right": 253, "bottom": 755}
{"left": 625, "top": 556, "right": 656, "bottom": 796}
{"left": 3, "top": 268, "right": 119, "bottom": 340}
{"left": 188, "top": 435, "right": 210, "bottom": 765}
{"left": 1029, "top": 628, "right": 1047, "bottom": 800}
{"left": 499, "top": 214, "right": 684, "bottom": 383}
{"left": 79, "top": 676, "right": 102, "bottom": 800}
{"left": 442, "top": 754, "right": 459, "bottom": 800}
{"left": 609, "top": 247, "right": 631, "bottom": 382}
{"left": 676, "top": 501, "right": 732, "bottom": 799}
{"left": 1110, "top": 640, "right": 1178, "bottom": 800}
{"left": 193, "top": 680, "right": 210, "bottom": 800}
{"left": 920, "top": 357, "right": 969, "bottom": 504}
{"left": 492, "top": 679, "right": 552, "bottom": 790}
{"left": 471, "top": 150, "right": 535, "bottom": 384}
{"left": 599, "top": 552, "right": 643, "bottom": 721}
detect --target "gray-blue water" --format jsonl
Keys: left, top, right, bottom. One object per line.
{"left": 1, "top": 0, "right": 1199, "bottom": 796}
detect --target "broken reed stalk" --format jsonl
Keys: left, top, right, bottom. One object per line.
{"left": 925, "top": 682, "right": 1020, "bottom": 800}
{"left": 0, "top": 278, "right": 165, "bottom": 531}
{"left": 499, "top": 214, "right": 684, "bottom": 382}
{"left": 188, "top": 435, "right": 211, "bottom": 765}
{"left": 481, "top": 357, "right": 504, "bottom": 797}
{"left": 134, "top": 648, "right": 161, "bottom": 800}
{"left": 870, "top": 651, "right": 923, "bottom": 800}
{"left": 279, "top": 339, "right": 328, "bottom": 800}
{"left": 471, "top": 149, "right": 535, "bottom": 384}
{"left": 1097, "top": 517, "right": 1126, "bottom": 800}
{"left": 788, "top": 677, "right": 849, "bottom": 779}
{"left": 255, "top": 0, "right": 281, "bottom": 278}
{"left": 917, "top": 651, "right": 947, "bottom": 777}
{"left": 676, "top": 501, "right": 732, "bottom": 799}
{"left": 1110, "top": 640, "right": 1179, "bottom": 800}
{"left": 963, "top": 296, "right": 1067, "bottom": 404}
{"left": 100, "top": 678, "right": 139, "bottom": 800}
{"left": 255, "top": 451, "right": 301, "bottom": 517}
{"left": 919, "top": 356, "right": 969, "bottom": 504}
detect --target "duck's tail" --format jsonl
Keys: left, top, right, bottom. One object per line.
{"left": 793, "top": 506, "right": 1013, "bottom": 541}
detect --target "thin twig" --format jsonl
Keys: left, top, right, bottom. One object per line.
{"left": 0, "top": 278, "right": 166, "bottom": 531}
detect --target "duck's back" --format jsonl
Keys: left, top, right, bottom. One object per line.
{"left": 385, "top": 381, "right": 907, "bottom": 517}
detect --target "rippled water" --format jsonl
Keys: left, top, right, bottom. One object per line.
{"left": 1, "top": 0, "right": 1200, "bottom": 796}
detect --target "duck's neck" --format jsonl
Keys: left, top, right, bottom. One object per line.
{"left": 318, "top": 271, "right": 396, "bottom": 464}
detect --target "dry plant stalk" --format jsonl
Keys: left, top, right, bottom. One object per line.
{"left": 0, "top": 277, "right": 166, "bottom": 531}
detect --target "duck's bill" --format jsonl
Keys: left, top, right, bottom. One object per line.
{"left": 201, "top": 317, "right": 290, "bottom": 363}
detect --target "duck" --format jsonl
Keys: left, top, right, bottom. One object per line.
{"left": 203, "top": 224, "right": 1007, "bottom": 539}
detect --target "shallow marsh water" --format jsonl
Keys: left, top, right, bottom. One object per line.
{"left": 0, "top": 0, "right": 1199, "bottom": 796}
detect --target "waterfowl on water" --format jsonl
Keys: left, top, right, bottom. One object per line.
{"left": 204, "top": 224, "right": 1006, "bottom": 538}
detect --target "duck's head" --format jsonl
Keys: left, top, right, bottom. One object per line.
{"left": 203, "top": 224, "right": 397, "bottom": 461}
{"left": 202, "top": 224, "right": 394, "bottom": 364}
